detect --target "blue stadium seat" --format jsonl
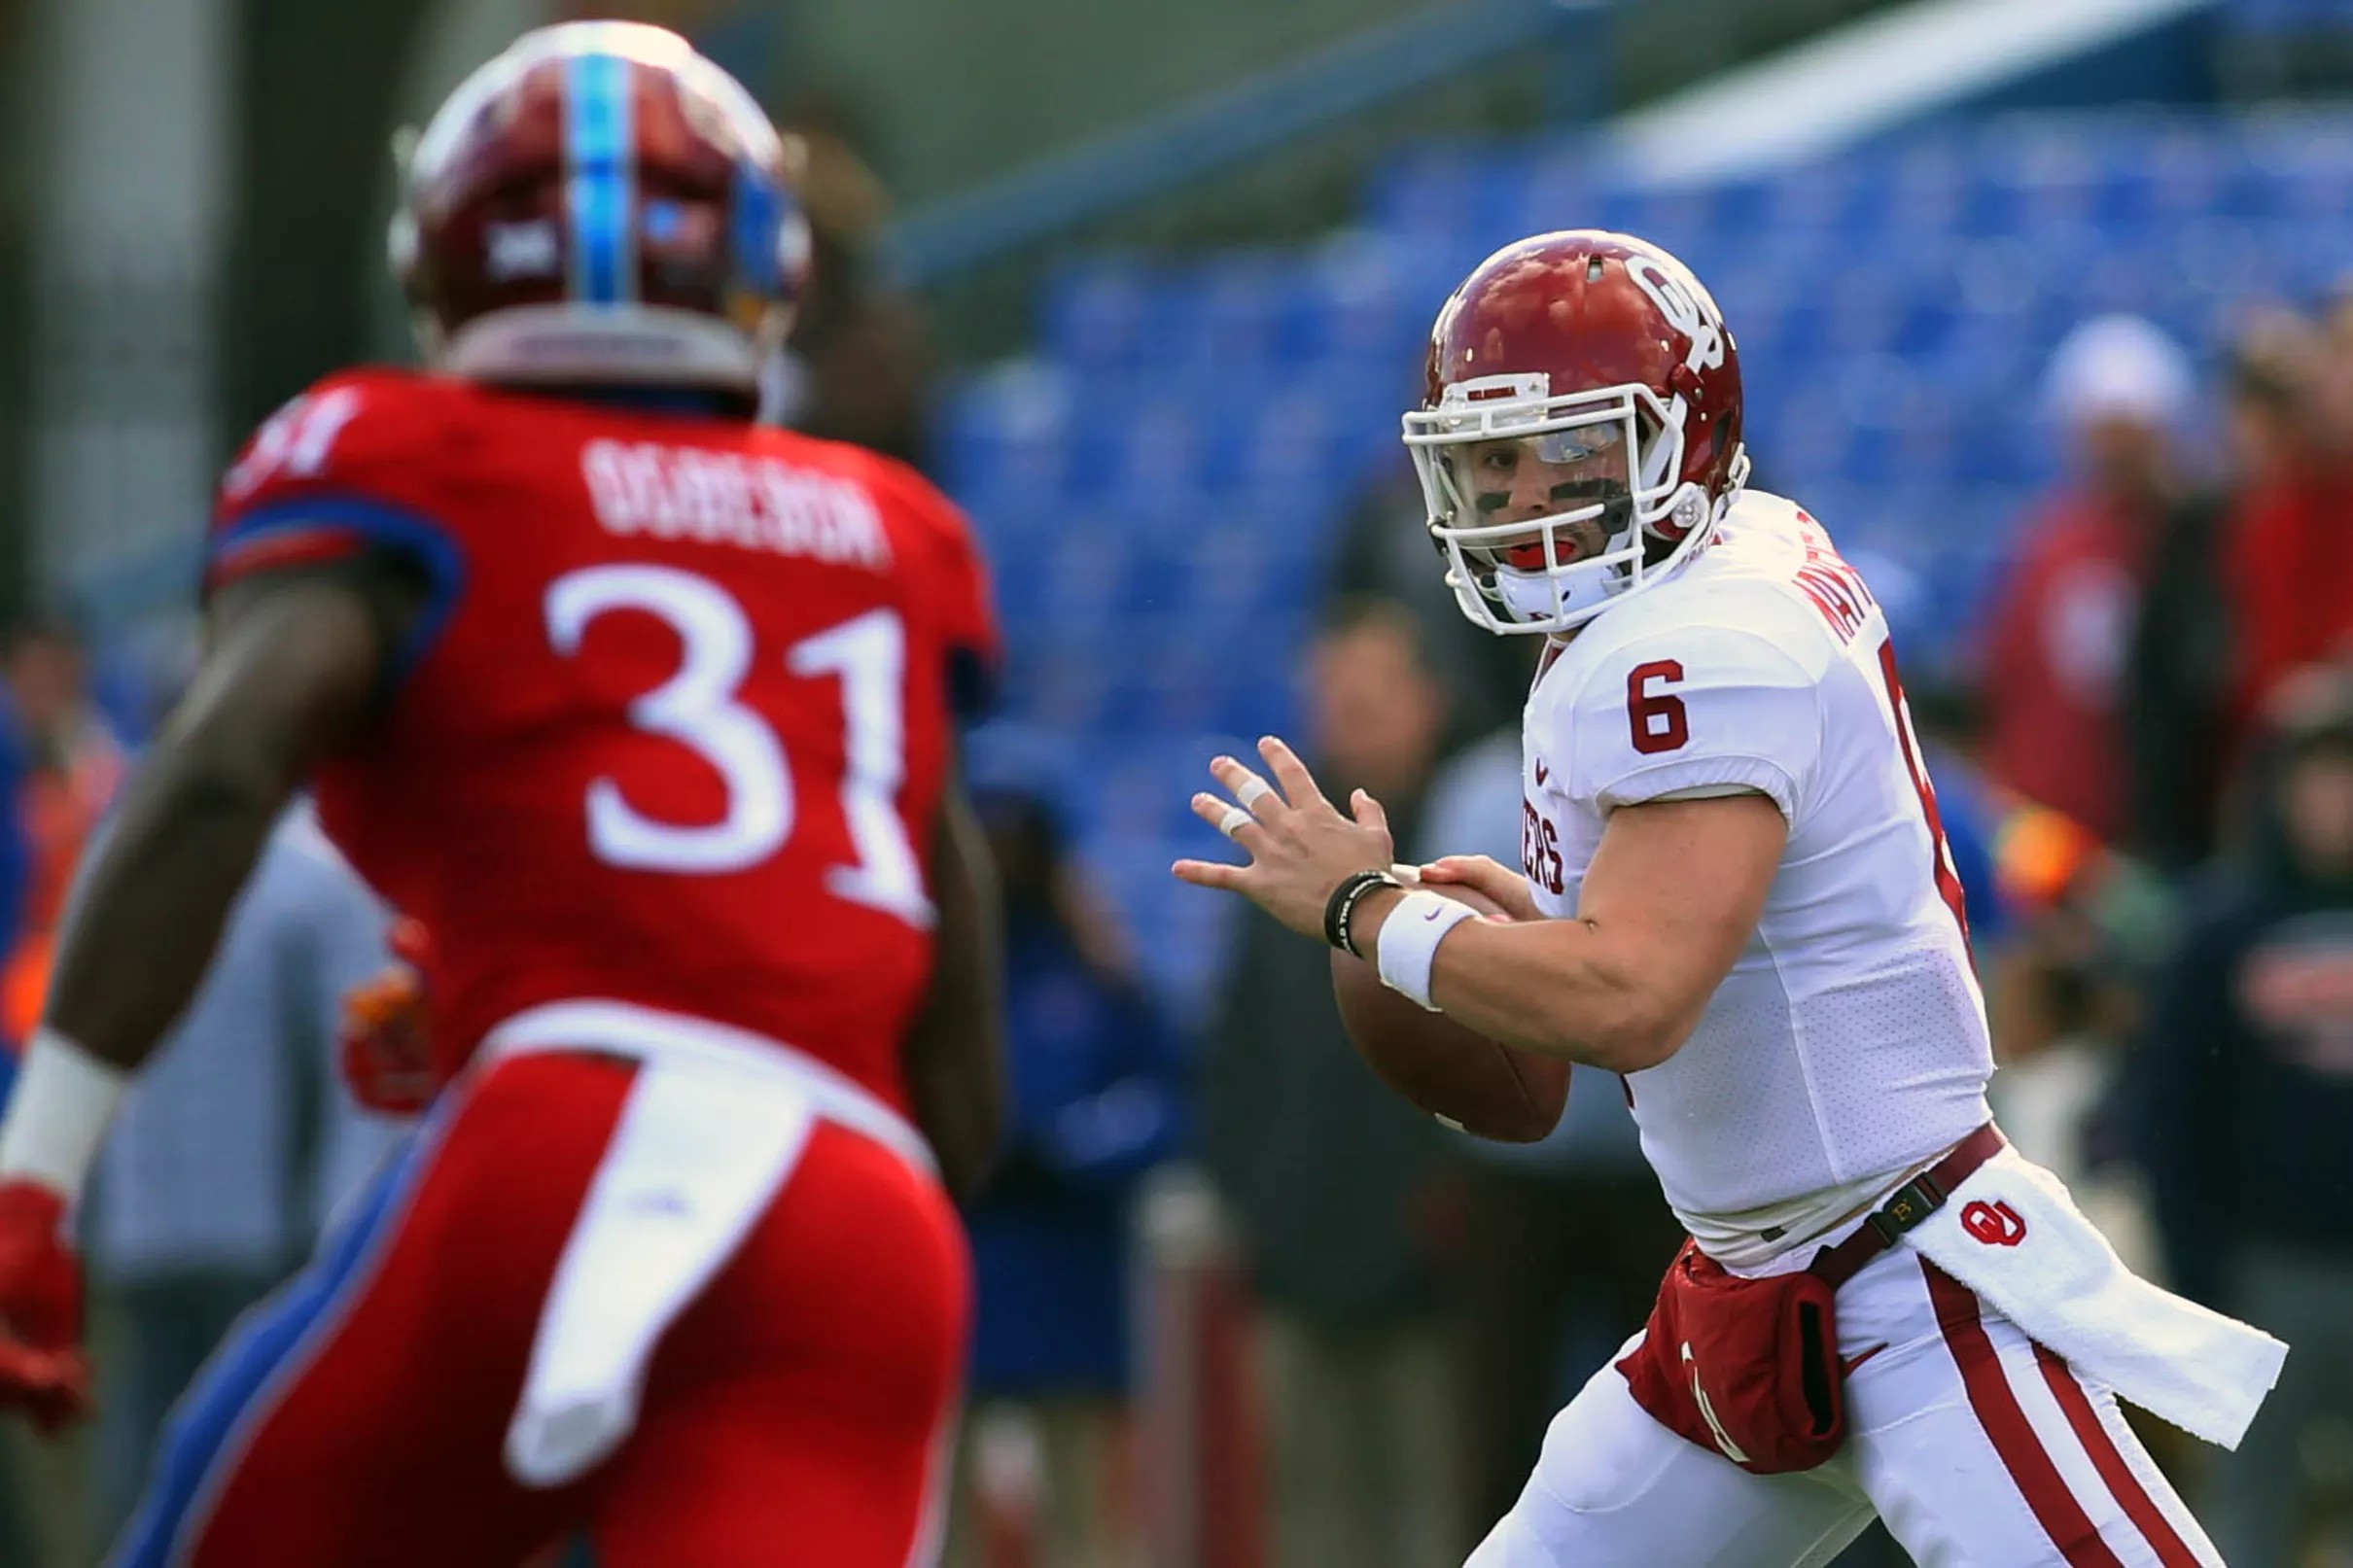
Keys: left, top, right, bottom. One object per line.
{"left": 1156, "top": 253, "right": 1300, "bottom": 375}
{"left": 1509, "top": 150, "right": 1596, "bottom": 242}
{"left": 1063, "top": 388, "right": 1209, "bottom": 505}
{"left": 1285, "top": 236, "right": 1421, "bottom": 366}
{"left": 1037, "top": 258, "right": 1186, "bottom": 373}
{"left": 1364, "top": 142, "right": 1493, "bottom": 240}
{"left": 2228, "top": 0, "right": 2353, "bottom": 33}
{"left": 939, "top": 365, "right": 1075, "bottom": 499}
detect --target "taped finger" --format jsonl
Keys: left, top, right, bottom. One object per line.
{"left": 1212, "top": 756, "right": 1283, "bottom": 819}
{"left": 1190, "top": 792, "right": 1261, "bottom": 842}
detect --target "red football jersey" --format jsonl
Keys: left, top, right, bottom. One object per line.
{"left": 207, "top": 368, "right": 998, "bottom": 1114}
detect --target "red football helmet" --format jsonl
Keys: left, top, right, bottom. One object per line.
{"left": 1403, "top": 230, "right": 1749, "bottom": 636}
{"left": 389, "top": 21, "right": 811, "bottom": 395}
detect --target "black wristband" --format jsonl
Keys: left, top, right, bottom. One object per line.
{"left": 1324, "top": 868, "right": 1402, "bottom": 957}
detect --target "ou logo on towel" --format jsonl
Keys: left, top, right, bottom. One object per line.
{"left": 1961, "top": 1200, "right": 2027, "bottom": 1247}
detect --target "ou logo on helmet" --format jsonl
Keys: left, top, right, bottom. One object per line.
{"left": 1625, "top": 256, "right": 1728, "bottom": 376}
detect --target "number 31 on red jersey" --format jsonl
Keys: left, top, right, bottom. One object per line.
{"left": 544, "top": 565, "right": 934, "bottom": 927}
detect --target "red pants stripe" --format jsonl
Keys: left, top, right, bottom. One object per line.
{"left": 1927, "top": 1262, "right": 2203, "bottom": 1567}
{"left": 116, "top": 1052, "right": 967, "bottom": 1567}
{"left": 2033, "top": 1344, "right": 2202, "bottom": 1568}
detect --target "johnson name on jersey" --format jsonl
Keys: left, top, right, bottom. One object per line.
{"left": 205, "top": 367, "right": 998, "bottom": 1115}
{"left": 1519, "top": 491, "right": 1992, "bottom": 1264}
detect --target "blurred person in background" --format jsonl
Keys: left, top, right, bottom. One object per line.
{"left": 2227, "top": 297, "right": 2353, "bottom": 770}
{"left": 1916, "top": 646, "right": 2169, "bottom": 1291}
{"left": 1412, "top": 719, "right": 1684, "bottom": 1544}
{"left": 1871, "top": 654, "right": 2145, "bottom": 1210}
{"left": 2214, "top": 311, "right": 2315, "bottom": 499}
{"left": 0, "top": 619, "right": 126, "bottom": 1049}
{"left": 2133, "top": 669, "right": 2353, "bottom": 1566}
{"left": 951, "top": 780, "right": 1185, "bottom": 1568}
{"left": 0, "top": 702, "right": 27, "bottom": 1063}
{"left": 1977, "top": 804, "right": 2171, "bottom": 1300}
{"left": 1981, "top": 315, "right": 2195, "bottom": 848}
{"left": 0, "top": 665, "right": 45, "bottom": 1568}
{"left": 0, "top": 615, "right": 159, "bottom": 1568}
{"left": 1202, "top": 595, "right": 1466, "bottom": 1568}
{"left": 2126, "top": 311, "right": 2313, "bottom": 872}
{"left": 87, "top": 800, "right": 404, "bottom": 1544}
{"left": 762, "top": 96, "right": 935, "bottom": 470}
{"left": 1333, "top": 466, "right": 1539, "bottom": 749}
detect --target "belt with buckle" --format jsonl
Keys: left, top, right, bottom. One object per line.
{"left": 1809, "top": 1123, "right": 2006, "bottom": 1291}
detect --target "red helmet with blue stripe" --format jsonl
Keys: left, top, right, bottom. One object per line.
{"left": 388, "top": 21, "right": 811, "bottom": 395}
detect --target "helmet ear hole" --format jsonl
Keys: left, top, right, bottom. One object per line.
{"left": 386, "top": 211, "right": 420, "bottom": 294}
{"left": 388, "top": 125, "right": 420, "bottom": 182}
{"left": 778, "top": 210, "right": 814, "bottom": 307}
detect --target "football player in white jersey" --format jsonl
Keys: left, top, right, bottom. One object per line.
{"left": 1174, "top": 230, "right": 2283, "bottom": 1566}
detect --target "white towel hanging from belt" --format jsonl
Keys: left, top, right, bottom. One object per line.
{"left": 503, "top": 1058, "right": 815, "bottom": 1487}
{"left": 1902, "top": 1145, "right": 2287, "bottom": 1450}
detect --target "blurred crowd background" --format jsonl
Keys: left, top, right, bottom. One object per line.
{"left": 7, "top": 0, "right": 2353, "bottom": 1563}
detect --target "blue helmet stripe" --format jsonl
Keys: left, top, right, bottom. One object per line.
{"left": 731, "top": 161, "right": 785, "bottom": 296}
{"left": 565, "top": 49, "right": 634, "bottom": 305}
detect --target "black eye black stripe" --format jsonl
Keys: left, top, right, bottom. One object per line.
{"left": 1474, "top": 479, "right": 1613, "bottom": 513}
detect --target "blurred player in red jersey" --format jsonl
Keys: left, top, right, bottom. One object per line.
{"left": 0, "top": 22, "right": 1004, "bottom": 1567}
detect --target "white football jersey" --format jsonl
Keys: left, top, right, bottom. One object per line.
{"left": 1517, "top": 490, "right": 1992, "bottom": 1263}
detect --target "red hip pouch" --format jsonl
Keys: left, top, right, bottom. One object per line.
{"left": 1617, "top": 1124, "right": 2005, "bottom": 1475}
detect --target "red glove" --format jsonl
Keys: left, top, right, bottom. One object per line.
{"left": 337, "top": 918, "right": 442, "bottom": 1116}
{"left": 0, "top": 1181, "right": 90, "bottom": 1433}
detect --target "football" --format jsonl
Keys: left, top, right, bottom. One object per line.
{"left": 1330, "top": 881, "right": 1569, "bottom": 1142}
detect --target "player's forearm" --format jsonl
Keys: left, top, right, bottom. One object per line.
{"left": 32, "top": 576, "right": 386, "bottom": 1081}
{"left": 1360, "top": 894, "right": 1690, "bottom": 1072}
{"left": 42, "top": 743, "right": 292, "bottom": 1072}
{"left": 900, "top": 789, "right": 1005, "bottom": 1198}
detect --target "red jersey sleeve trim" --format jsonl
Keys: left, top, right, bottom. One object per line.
{"left": 205, "top": 495, "right": 469, "bottom": 687}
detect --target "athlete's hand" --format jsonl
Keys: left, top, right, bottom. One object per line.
{"left": 337, "top": 918, "right": 439, "bottom": 1116}
{"left": 0, "top": 1181, "right": 90, "bottom": 1433}
{"left": 1420, "top": 854, "right": 1544, "bottom": 923}
{"left": 1172, "top": 736, "right": 1394, "bottom": 941}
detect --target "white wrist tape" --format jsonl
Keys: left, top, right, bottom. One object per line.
{"left": 0, "top": 1028, "right": 129, "bottom": 1204}
{"left": 1375, "top": 891, "right": 1480, "bottom": 1012}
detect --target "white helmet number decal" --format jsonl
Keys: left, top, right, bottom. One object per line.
{"left": 1626, "top": 257, "right": 1726, "bottom": 375}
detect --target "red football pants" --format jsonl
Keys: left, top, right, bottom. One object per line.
{"left": 113, "top": 1051, "right": 969, "bottom": 1567}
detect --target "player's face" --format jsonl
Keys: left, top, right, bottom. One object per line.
{"left": 1440, "top": 423, "right": 1630, "bottom": 568}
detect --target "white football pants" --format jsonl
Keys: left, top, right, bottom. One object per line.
{"left": 1466, "top": 1245, "right": 2221, "bottom": 1567}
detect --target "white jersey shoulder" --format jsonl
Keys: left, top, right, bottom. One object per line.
{"left": 1535, "top": 490, "right": 1858, "bottom": 825}
{"left": 1520, "top": 490, "right": 1992, "bottom": 1264}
